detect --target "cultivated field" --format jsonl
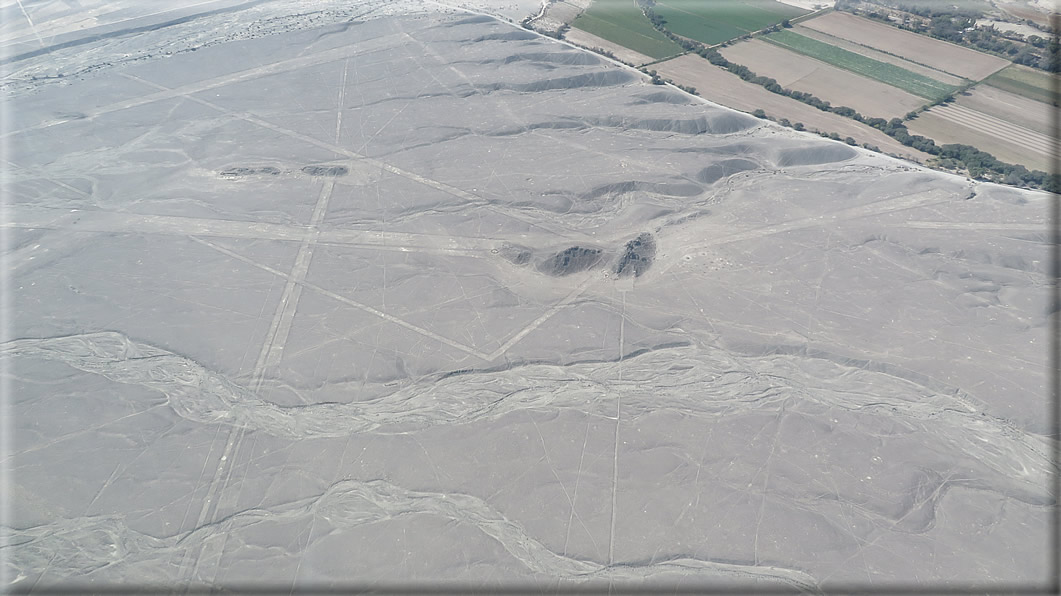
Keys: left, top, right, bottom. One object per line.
{"left": 564, "top": 27, "right": 655, "bottom": 66}
{"left": 652, "top": 54, "right": 932, "bottom": 161}
{"left": 569, "top": 0, "right": 683, "bottom": 59}
{"left": 764, "top": 29, "right": 959, "bottom": 100}
{"left": 790, "top": 25, "right": 966, "bottom": 86}
{"left": 799, "top": 11, "right": 1011, "bottom": 80}
{"left": 957, "top": 84, "right": 1052, "bottom": 135}
{"left": 720, "top": 39, "right": 927, "bottom": 117}
{"left": 651, "top": 0, "right": 808, "bottom": 45}
{"left": 984, "top": 64, "right": 1055, "bottom": 105}
{"left": 908, "top": 110, "right": 1050, "bottom": 171}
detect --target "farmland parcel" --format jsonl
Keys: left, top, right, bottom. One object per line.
{"left": 763, "top": 30, "right": 959, "bottom": 100}
{"left": 908, "top": 109, "right": 1050, "bottom": 171}
{"left": 985, "top": 64, "right": 1056, "bottom": 105}
{"left": 789, "top": 25, "right": 965, "bottom": 86}
{"left": 720, "top": 39, "right": 927, "bottom": 117}
{"left": 570, "top": 0, "right": 682, "bottom": 59}
{"left": 800, "top": 11, "right": 1010, "bottom": 80}
{"left": 956, "top": 85, "right": 1052, "bottom": 136}
{"left": 651, "top": 0, "right": 808, "bottom": 45}
{"left": 908, "top": 75, "right": 1054, "bottom": 171}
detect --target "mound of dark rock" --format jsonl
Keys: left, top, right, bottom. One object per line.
{"left": 220, "top": 166, "right": 281, "bottom": 178}
{"left": 538, "top": 246, "right": 603, "bottom": 276}
{"left": 614, "top": 233, "right": 656, "bottom": 278}
{"left": 301, "top": 165, "right": 349, "bottom": 176}
{"left": 497, "top": 243, "right": 533, "bottom": 266}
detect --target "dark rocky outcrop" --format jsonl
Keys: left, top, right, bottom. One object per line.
{"left": 301, "top": 165, "right": 349, "bottom": 176}
{"left": 538, "top": 246, "right": 603, "bottom": 276}
{"left": 614, "top": 233, "right": 656, "bottom": 278}
{"left": 219, "top": 166, "right": 281, "bottom": 178}
{"left": 497, "top": 243, "right": 533, "bottom": 266}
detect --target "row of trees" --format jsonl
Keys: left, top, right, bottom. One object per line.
{"left": 755, "top": 110, "right": 881, "bottom": 150}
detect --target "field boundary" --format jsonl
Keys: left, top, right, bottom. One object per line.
{"left": 788, "top": 6, "right": 831, "bottom": 26}
{"left": 568, "top": 0, "right": 683, "bottom": 60}
{"left": 793, "top": 26, "right": 974, "bottom": 83}
{"left": 798, "top": 10, "right": 1010, "bottom": 81}
{"left": 983, "top": 64, "right": 1057, "bottom": 105}
{"left": 650, "top": 0, "right": 811, "bottom": 46}
{"left": 761, "top": 29, "right": 959, "bottom": 101}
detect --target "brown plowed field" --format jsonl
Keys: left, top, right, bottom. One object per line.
{"left": 652, "top": 55, "right": 932, "bottom": 162}
{"left": 790, "top": 25, "right": 966, "bottom": 85}
{"left": 720, "top": 39, "right": 926, "bottom": 118}
{"left": 957, "top": 85, "right": 1051, "bottom": 136}
{"left": 800, "top": 12, "right": 1010, "bottom": 80}
{"left": 908, "top": 110, "right": 1049, "bottom": 171}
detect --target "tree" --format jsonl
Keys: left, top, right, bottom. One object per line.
{"left": 753, "top": 109, "right": 767, "bottom": 118}
{"left": 782, "top": 19, "right": 792, "bottom": 28}
{"left": 793, "top": 122, "right": 804, "bottom": 131}
{"left": 864, "top": 117, "right": 888, "bottom": 130}
{"left": 845, "top": 137, "right": 857, "bottom": 145}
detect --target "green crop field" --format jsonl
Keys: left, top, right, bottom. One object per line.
{"left": 653, "top": 0, "right": 809, "bottom": 45}
{"left": 985, "top": 65, "right": 1055, "bottom": 105}
{"left": 570, "top": 0, "right": 683, "bottom": 60}
{"left": 764, "top": 30, "right": 960, "bottom": 100}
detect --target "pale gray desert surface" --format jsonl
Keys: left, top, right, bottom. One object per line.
{"left": 0, "top": 0, "right": 1055, "bottom": 592}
